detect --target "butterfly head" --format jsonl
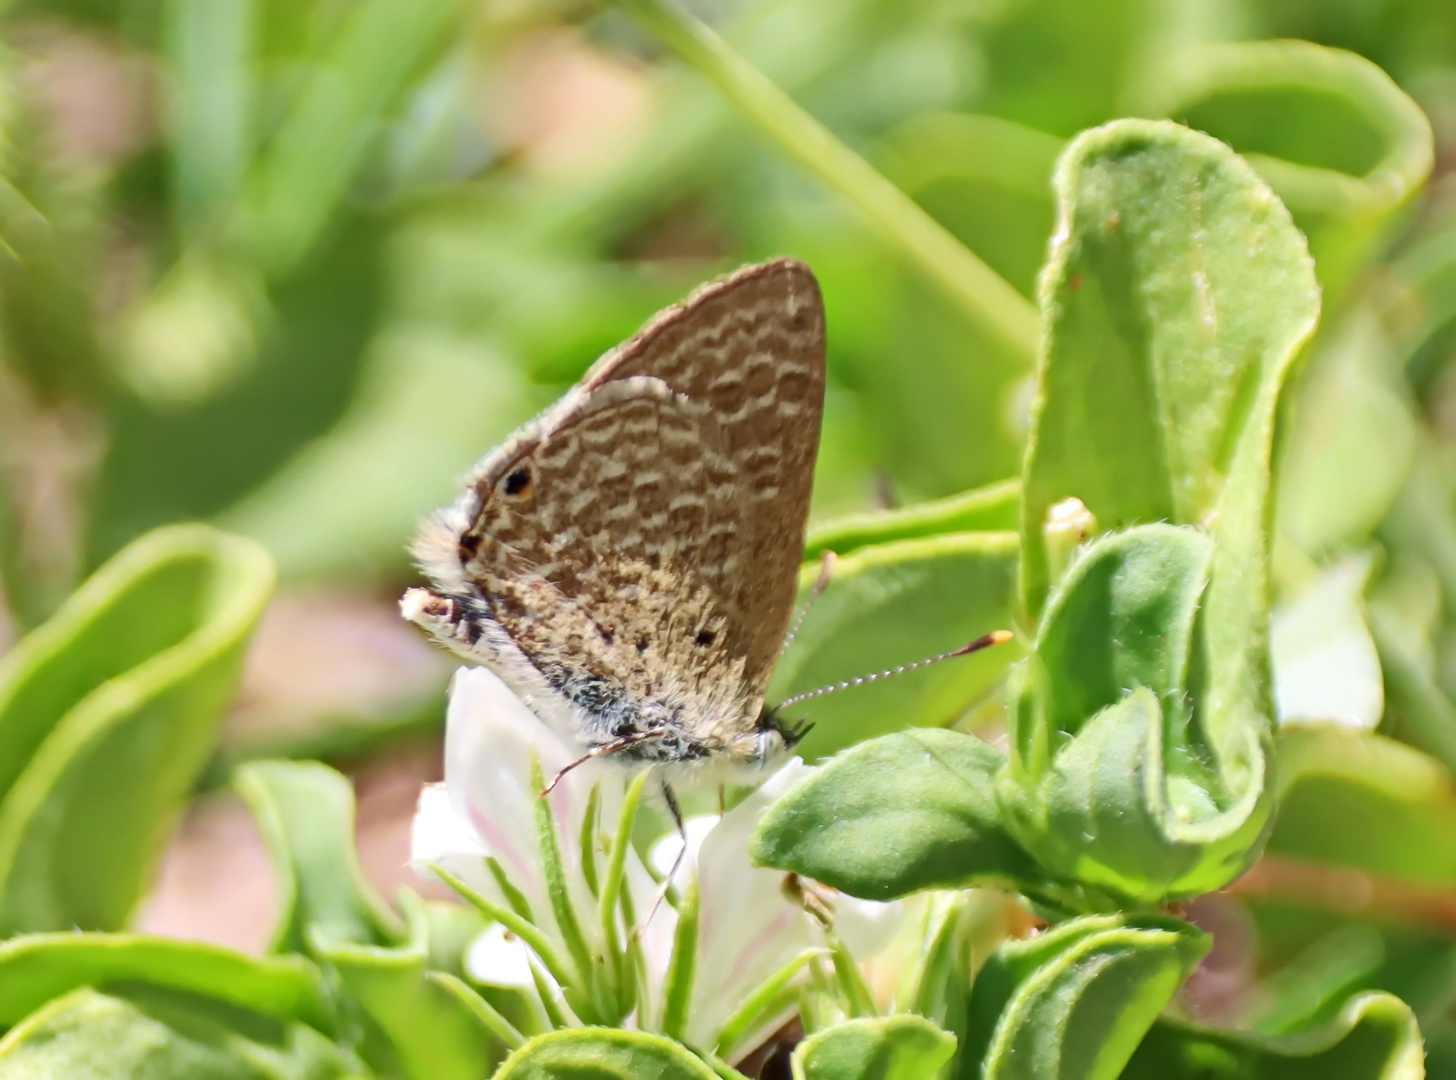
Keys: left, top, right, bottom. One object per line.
{"left": 743, "top": 705, "right": 812, "bottom": 766}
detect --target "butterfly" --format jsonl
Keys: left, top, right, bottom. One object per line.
{"left": 402, "top": 258, "right": 826, "bottom": 782}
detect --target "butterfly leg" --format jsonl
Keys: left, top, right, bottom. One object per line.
{"left": 782, "top": 872, "right": 835, "bottom": 928}
{"left": 780, "top": 549, "right": 837, "bottom": 656}
{"left": 541, "top": 728, "right": 672, "bottom": 795}
{"left": 637, "top": 779, "right": 687, "bottom": 937}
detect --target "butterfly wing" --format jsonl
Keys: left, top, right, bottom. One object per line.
{"left": 410, "top": 258, "right": 825, "bottom": 731}
{"left": 575, "top": 257, "right": 826, "bottom": 690}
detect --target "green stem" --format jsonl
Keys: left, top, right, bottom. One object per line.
{"left": 424, "top": 972, "right": 527, "bottom": 1050}
{"left": 617, "top": 0, "right": 1038, "bottom": 364}
{"left": 659, "top": 872, "right": 700, "bottom": 1041}
{"left": 712, "top": 947, "right": 827, "bottom": 1058}
{"left": 828, "top": 934, "right": 879, "bottom": 1018}
{"left": 426, "top": 864, "right": 573, "bottom": 994}
{"left": 529, "top": 755, "right": 598, "bottom": 991}
{"left": 600, "top": 770, "right": 650, "bottom": 1004}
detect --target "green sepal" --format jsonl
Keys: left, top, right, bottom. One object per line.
{"left": 493, "top": 1028, "right": 719, "bottom": 1079}
{"left": 790, "top": 1015, "right": 957, "bottom": 1079}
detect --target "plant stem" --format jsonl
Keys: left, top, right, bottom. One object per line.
{"left": 618, "top": 0, "right": 1039, "bottom": 364}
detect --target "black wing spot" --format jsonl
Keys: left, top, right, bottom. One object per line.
{"left": 504, "top": 466, "right": 532, "bottom": 497}
{"left": 694, "top": 630, "right": 715, "bottom": 647}
{"left": 599, "top": 625, "right": 616, "bottom": 645}
{"left": 636, "top": 637, "right": 649, "bottom": 654}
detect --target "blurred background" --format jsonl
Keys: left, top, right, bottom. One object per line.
{"left": 1, "top": 0, "right": 1456, "bottom": 1038}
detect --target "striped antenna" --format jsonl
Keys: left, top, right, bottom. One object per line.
{"left": 775, "top": 630, "right": 1013, "bottom": 710}
{"left": 780, "top": 550, "right": 837, "bottom": 656}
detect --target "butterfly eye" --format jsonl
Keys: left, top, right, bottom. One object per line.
{"left": 502, "top": 465, "right": 533, "bottom": 498}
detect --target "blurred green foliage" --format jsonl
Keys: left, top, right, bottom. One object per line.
{"left": 0, "top": 0, "right": 1435, "bottom": 608}
{"left": 1, "top": 0, "right": 1456, "bottom": 1075}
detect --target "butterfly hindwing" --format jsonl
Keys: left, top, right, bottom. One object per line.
{"left": 579, "top": 258, "right": 826, "bottom": 688}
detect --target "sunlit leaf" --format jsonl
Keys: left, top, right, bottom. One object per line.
{"left": 751, "top": 728, "right": 1036, "bottom": 899}
{"left": 0, "top": 932, "right": 330, "bottom": 1031}
{"left": 1010, "top": 118, "right": 1320, "bottom": 902}
{"left": 1123, "top": 990, "right": 1423, "bottom": 1079}
{"left": 0, "top": 525, "right": 273, "bottom": 934}
{"left": 769, "top": 532, "right": 1018, "bottom": 760}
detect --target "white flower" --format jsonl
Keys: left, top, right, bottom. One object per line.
{"left": 410, "top": 666, "right": 897, "bottom": 1046}
{"left": 411, "top": 667, "right": 673, "bottom": 999}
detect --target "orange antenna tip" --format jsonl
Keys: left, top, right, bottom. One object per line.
{"left": 950, "top": 629, "right": 1014, "bottom": 657}
{"left": 776, "top": 626, "right": 1015, "bottom": 710}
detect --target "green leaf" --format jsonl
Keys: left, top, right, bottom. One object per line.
{"left": 1010, "top": 118, "right": 1320, "bottom": 902}
{"left": 238, "top": 760, "right": 502, "bottom": 1078}
{"left": 791, "top": 1015, "right": 956, "bottom": 1080}
{"left": 0, "top": 987, "right": 362, "bottom": 1079}
{"left": 997, "top": 526, "right": 1268, "bottom": 901}
{"left": 961, "top": 914, "right": 1209, "bottom": 1080}
{"left": 1021, "top": 118, "right": 1319, "bottom": 613}
{"left": 803, "top": 479, "right": 1020, "bottom": 560}
{"left": 768, "top": 532, "right": 1019, "bottom": 760}
{"left": 1123, "top": 991, "right": 1423, "bottom": 1080}
{"left": 1368, "top": 593, "right": 1456, "bottom": 777}
{"left": 751, "top": 728, "right": 1036, "bottom": 900}
{"left": 234, "top": 759, "right": 400, "bottom": 954}
{"left": 0, "top": 932, "right": 330, "bottom": 1031}
{"left": 494, "top": 1029, "right": 719, "bottom": 1079}
{"left": 242, "top": 0, "right": 459, "bottom": 276}
{"left": 318, "top": 892, "right": 505, "bottom": 1080}
{"left": 1270, "top": 726, "right": 1456, "bottom": 886}
{"left": 0, "top": 525, "right": 274, "bottom": 934}
{"left": 1026, "top": 524, "right": 1213, "bottom": 742}
{"left": 1276, "top": 310, "right": 1416, "bottom": 556}
{"left": 1141, "top": 40, "right": 1432, "bottom": 299}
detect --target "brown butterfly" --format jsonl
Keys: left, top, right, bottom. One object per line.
{"left": 402, "top": 258, "right": 825, "bottom": 783}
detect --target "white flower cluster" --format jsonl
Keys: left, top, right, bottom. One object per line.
{"left": 411, "top": 667, "right": 899, "bottom": 1054}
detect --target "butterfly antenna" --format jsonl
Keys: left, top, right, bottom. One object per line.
{"left": 781, "top": 550, "right": 837, "bottom": 656}
{"left": 776, "top": 629, "right": 1014, "bottom": 709}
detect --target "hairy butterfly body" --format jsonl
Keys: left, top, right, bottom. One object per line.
{"left": 402, "top": 258, "right": 826, "bottom": 775}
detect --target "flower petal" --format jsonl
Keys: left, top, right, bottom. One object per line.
{"left": 410, "top": 781, "right": 499, "bottom": 893}
{"left": 686, "top": 760, "right": 818, "bottom": 1045}
{"left": 466, "top": 923, "right": 538, "bottom": 989}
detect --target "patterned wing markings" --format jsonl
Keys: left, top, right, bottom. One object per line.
{"left": 460, "top": 381, "right": 756, "bottom": 715}
{"left": 407, "top": 258, "right": 826, "bottom": 759}
{"left": 572, "top": 257, "right": 827, "bottom": 690}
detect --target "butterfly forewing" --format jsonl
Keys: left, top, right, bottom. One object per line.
{"left": 580, "top": 258, "right": 826, "bottom": 689}
{"left": 468, "top": 386, "right": 746, "bottom": 704}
